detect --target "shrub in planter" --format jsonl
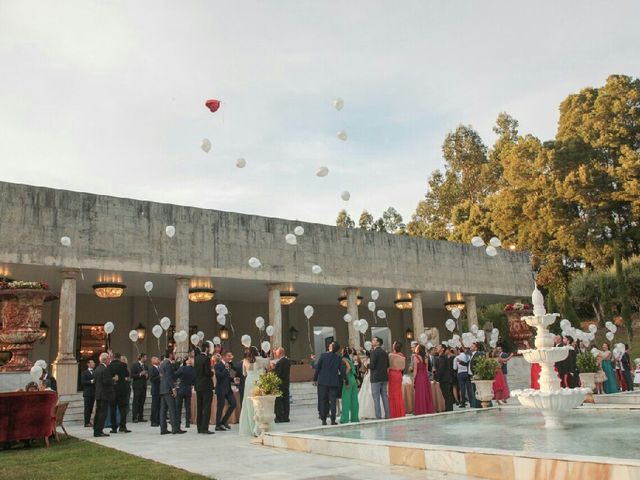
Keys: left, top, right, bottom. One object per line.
{"left": 576, "top": 352, "right": 598, "bottom": 373}
{"left": 253, "top": 371, "right": 282, "bottom": 397}
{"left": 472, "top": 357, "right": 499, "bottom": 381}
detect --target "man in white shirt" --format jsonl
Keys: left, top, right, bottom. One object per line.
{"left": 456, "top": 348, "right": 473, "bottom": 408}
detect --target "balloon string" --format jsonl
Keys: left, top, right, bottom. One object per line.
{"left": 228, "top": 313, "right": 236, "bottom": 336}
{"left": 157, "top": 338, "right": 161, "bottom": 355}
{"left": 146, "top": 292, "right": 161, "bottom": 322}
{"left": 307, "top": 318, "right": 313, "bottom": 354}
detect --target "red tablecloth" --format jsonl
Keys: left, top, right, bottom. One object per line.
{"left": 402, "top": 381, "right": 445, "bottom": 414}
{"left": 190, "top": 389, "right": 242, "bottom": 425}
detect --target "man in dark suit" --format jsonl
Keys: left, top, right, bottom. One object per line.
{"left": 107, "top": 352, "right": 131, "bottom": 433}
{"left": 214, "top": 351, "right": 240, "bottom": 431}
{"left": 159, "top": 349, "right": 186, "bottom": 435}
{"left": 81, "top": 359, "right": 96, "bottom": 427}
{"left": 194, "top": 341, "right": 214, "bottom": 434}
{"left": 434, "top": 344, "right": 454, "bottom": 411}
{"left": 273, "top": 347, "right": 291, "bottom": 423}
{"left": 41, "top": 369, "right": 57, "bottom": 392}
{"left": 131, "top": 353, "right": 149, "bottom": 423}
{"left": 149, "top": 356, "right": 161, "bottom": 426}
{"left": 176, "top": 355, "right": 196, "bottom": 428}
{"left": 233, "top": 359, "right": 246, "bottom": 400}
{"left": 369, "top": 336, "right": 390, "bottom": 419}
{"left": 621, "top": 344, "right": 633, "bottom": 391}
{"left": 313, "top": 341, "right": 344, "bottom": 425}
{"left": 94, "top": 352, "right": 115, "bottom": 437}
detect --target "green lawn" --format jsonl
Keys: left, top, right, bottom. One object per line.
{"left": 1, "top": 437, "right": 210, "bottom": 480}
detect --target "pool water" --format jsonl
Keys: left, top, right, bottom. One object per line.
{"left": 305, "top": 408, "right": 640, "bottom": 460}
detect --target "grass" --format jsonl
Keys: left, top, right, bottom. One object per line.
{"left": 1, "top": 437, "right": 211, "bottom": 480}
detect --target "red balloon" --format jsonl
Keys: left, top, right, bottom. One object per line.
{"left": 205, "top": 99, "right": 221, "bottom": 113}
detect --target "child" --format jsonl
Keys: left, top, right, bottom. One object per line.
{"left": 634, "top": 359, "right": 640, "bottom": 387}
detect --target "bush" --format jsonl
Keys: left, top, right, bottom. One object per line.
{"left": 478, "top": 303, "right": 514, "bottom": 353}
{"left": 253, "top": 371, "right": 282, "bottom": 397}
{"left": 472, "top": 356, "right": 499, "bottom": 381}
{"left": 576, "top": 352, "right": 598, "bottom": 373}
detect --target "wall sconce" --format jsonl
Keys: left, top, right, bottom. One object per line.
{"left": 405, "top": 328, "right": 414, "bottom": 340}
{"left": 135, "top": 323, "right": 146, "bottom": 341}
{"left": 289, "top": 326, "right": 299, "bottom": 342}
{"left": 219, "top": 326, "right": 229, "bottom": 341}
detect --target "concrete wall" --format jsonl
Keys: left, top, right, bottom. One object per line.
{"left": 0, "top": 181, "right": 532, "bottom": 296}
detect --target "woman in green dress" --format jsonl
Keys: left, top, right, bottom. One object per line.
{"left": 600, "top": 343, "right": 620, "bottom": 394}
{"left": 340, "top": 347, "right": 359, "bottom": 424}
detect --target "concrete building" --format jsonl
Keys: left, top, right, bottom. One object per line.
{"left": 0, "top": 181, "right": 532, "bottom": 394}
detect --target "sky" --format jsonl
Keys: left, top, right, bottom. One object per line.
{"left": 1, "top": 1, "right": 639, "bottom": 226}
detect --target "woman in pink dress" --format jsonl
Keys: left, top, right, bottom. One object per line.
{"left": 491, "top": 350, "right": 509, "bottom": 403}
{"left": 412, "top": 344, "right": 435, "bottom": 415}
{"left": 388, "top": 341, "right": 406, "bottom": 418}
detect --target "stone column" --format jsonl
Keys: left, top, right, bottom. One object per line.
{"left": 175, "top": 277, "right": 190, "bottom": 360}
{"left": 410, "top": 291, "right": 425, "bottom": 340}
{"left": 52, "top": 269, "right": 78, "bottom": 395}
{"left": 466, "top": 295, "right": 478, "bottom": 328}
{"left": 268, "top": 284, "right": 282, "bottom": 350}
{"left": 346, "top": 287, "right": 361, "bottom": 349}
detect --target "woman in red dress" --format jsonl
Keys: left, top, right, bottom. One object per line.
{"left": 412, "top": 344, "right": 435, "bottom": 415}
{"left": 491, "top": 349, "right": 510, "bottom": 403}
{"left": 388, "top": 341, "right": 406, "bottom": 418}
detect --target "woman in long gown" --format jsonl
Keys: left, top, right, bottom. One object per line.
{"left": 412, "top": 344, "right": 435, "bottom": 415}
{"left": 388, "top": 341, "right": 406, "bottom": 418}
{"left": 491, "top": 351, "right": 509, "bottom": 403}
{"left": 600, "top": 343, "right": 620, "bottom": 394}
{"left": 238, "top": 346, "right": 270, "bottom": 436}
{"left": 339, "top": 348, "right": 359, "bottom": 424}
{"left": 358, "top": 355, "right": 377, "bottom": 419}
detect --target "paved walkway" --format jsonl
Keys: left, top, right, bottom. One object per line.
{"left": 67, "top": 406, "right": 473, "bottom": 480}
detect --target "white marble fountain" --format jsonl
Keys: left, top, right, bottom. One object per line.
{"left": 511, "top": 287, "right": 591, "bottom": 428}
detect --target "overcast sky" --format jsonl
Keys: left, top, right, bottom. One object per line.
{"left": 1, "top": 1, "right": 638, "bottom": 226}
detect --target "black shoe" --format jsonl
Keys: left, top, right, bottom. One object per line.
{"left": 132, "top": 420, "right": 139, "bottom": 423}
{"left": 173, "top": 430, "right": 187, "bottom": 434}
{"left": 94, "top": 433, "right": 110, "bottom": 437}
{"left": 215, "top": 425, "right": 226, "bottom": 431}
{"left": 84, "top": 423, "right": 91, "bottom": 428}
{"left": 185, "top": 424, "right": 191, "bottom": 428}
{"left": 331, "top": 421, "right": 338, "bottom": 425}
{"left": 224, "top": 424, "right": 231, "bottom": 430}
{"left": 160, "top": 431, "right": 171, "bottom": 435}
{"left": 150, "top": 423, "right": 159, "bottom": 427}
{"left": 201, "top": 430, "right": 215, "bottom": 435}
{"left": 321, "top": 420, "right": 327, "bottom": 426}
{"left": 138, "top": 418, "right": 148, "bottom": 422}
{"left": 110, "top": 429, "right": 118, "bottom": 433}
{"left": 119, "top": 428, "right": 131, "bottom": 433}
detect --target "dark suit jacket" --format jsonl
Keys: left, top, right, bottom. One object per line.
{"left": 274, "top": 357, "right": 291, "bottom": 390}
{"left": 107, "top": 359, "right": 130, "bottom": 402}
{"left": 313, "top": 351, "right": 344, "bottom": 387}
{"left": 81, "top": 368, "right": 95, "bottom": 397}
{"left": 621, "top": 352, "right": 631, "bottom": 371}
{"left": 94, "top": 363, "right": 115, "bottom": 402}
{"left": 194, "top": 352, "right": 213, "bottom": 392}
{"left": 434, "top": 354, "right": 453, "bottom": 384}
{"left": 176, "top": 364, "right": 196, "bottom": 396}
{"left": 131, "top": 361, "right": 148, "bottom": 389}
{"left": 214, "top": 361, "right": 238, "bottom": 395}
{"left": 42, "top": 373, "right": 57, "bottom": 392}
{"left": 369, "top": 347, "right": 389, "bottom": 383}
{"left": 233, "top": 360, "right": 246, "bottom": 398}
{"left": 159, "top": 359, "right": 177, "bottom": 395}
{"left": 149, "top": 364, "right": 160, "bottom": 396}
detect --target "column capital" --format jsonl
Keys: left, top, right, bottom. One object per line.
{"left": 60, "top": 268, "right": 80, "bottom": 279}
{"left": 267, "top": 283, "right": 284, "bottom": 291}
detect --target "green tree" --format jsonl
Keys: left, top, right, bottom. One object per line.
{"left": 380, "top": 207, "right": 405, "bottom": 234}
{"left": 358, "top": 210, "right": 374, "bottom": 230}
{"left": 336, "top": 209, "right": 355, "bottom": 228}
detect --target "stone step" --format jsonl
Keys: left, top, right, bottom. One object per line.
{"left": 593, "top": 392, "right": 640, "bottom": 405}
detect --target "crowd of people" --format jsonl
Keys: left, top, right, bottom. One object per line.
{"left": 312, "top": 337, "right": 513, "bottom": 425}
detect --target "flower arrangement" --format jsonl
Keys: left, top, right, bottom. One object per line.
{"left": 472, "top": 356, "right": 499, "bottom": 381}
{"left": 252, "top": 371, "right": 282, "bottom": 397}
{"left": 0, "top": 280, "right": 49, "bottom": 290}
{"left": 576, "top": 352, "right": 598, "bottom": 373}
{"left": 504, "top": 302, "right": 532, "bottom": 312}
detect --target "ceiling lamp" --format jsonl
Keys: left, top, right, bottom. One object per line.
{"left": 280, "top": 291, "right": 298, "bottom": 305}
{"left": 39, "top": 321, "right": 49, "bottom": 343}
{"left": 394, "top": 296, "right": 413, "bottom": 310}
{"left": 188, "top": 287, "right": 216, "bottom": 303}
{"left": 92, "top": 282, "right": 126, "bottom": 299}
{"left": 338, "top": 296, "right": 363, "bottom": 308}
{"left": 444, "top": 301, "right": 466, "bottom": 312}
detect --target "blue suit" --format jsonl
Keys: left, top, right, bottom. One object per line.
{"left": 313, "top": 351, "right": 345, "bottom": 424}
{"left": 175, "top": 364, "right": 195, "bottom": 427}
{"left": 215, "top": 361, "right": 239, "bottom": 427}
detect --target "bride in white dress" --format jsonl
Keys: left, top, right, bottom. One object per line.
{"left": 239, "top": 346, "right": 270, "bottom": 436}
{"left": 358, "top": 356, "right": 377, "bottom": 419}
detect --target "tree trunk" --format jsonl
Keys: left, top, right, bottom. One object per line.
{"left": 614, "top": 241, "right": 633, "bottom": 340}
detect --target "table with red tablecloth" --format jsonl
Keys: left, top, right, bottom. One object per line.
{"left": 190, "top": 388, "right": 242, "bottom": 425}
{"left": 402, "top": 381, "right": 445, "bottom": 414}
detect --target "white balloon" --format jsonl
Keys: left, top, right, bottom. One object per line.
{"left": 492, "top": 328, "right": 499, "bottom": 336}
{"left": 588, "top": 324, "right": 597, "bottom": 333}
{"left": 190, "top": 334, "right": 200, "bottom": 346}
{"left": 215, "top": 304, "right": 228, "bottom": 315}
{"left": 285, "top": 233, "right": 297, "bottom": 245}
{"left": 261, "top": 341, "right": 271, "bottom": 353}
{"left": 559, "top": 319, "right": 571, "bottom": 330}
{"left": 165, "top": 225, "right": 176, "bottom": 238}
{"left": 451, "top": 308, "right": 461, "bottom": 320}
{"left": 376, "top": 310, "right": 386, "bottom": 319}
{"left": 30, "top": 365, "right": 43, "bottom": 382}
{"left": 419, "top": 333, "right": 428, "bottom": 344}
{"left": 477, "top": 330, "right": 485, "bottom": 341}
{"left": 316, "top": 166, "right": 330, "bottom": 177}
{"left": 312, "top": 265, "right": 323, "bottom": 274}
{"left": 605, "top": 321, "right": 613, "bottom": 330}
{"left": 104, "top": 322, "right": 115, "bottom": 335}
{"left": 445, "top": 319, "right": 456, "bottom": 332}
{"left": 364, "top": 341, "right": 372, "bottom": 351}
{"left": 201, "top": 138, "right": 211, "bottom": 153}
{"left": 197, "top": 331, "right": 205, "bottom": 340}
{"left": 367, "top": 301, "right": 376, "bottom": 312}
{"left": 152, "top": 325, "right": 163, "bottom": 339}
{"left": 359, "top": 319, "right": 369, "bottom": 333}
{"left": 34, "top": 359, "right": 47, "bottom": 370}
{"left": 371, "top": 290, "right": 379, "bottom": 301}
{"left": 471, "top": 236, "right": 484, "bottom": 247}
{"left": 470, "top": 324, "right": 479, "bottom": 334}
{"left": 304, "top": 305, "right": 314, "bottom": 319}
{"left": 144, "top": 281, "right": 154, "bottom": 293}
{"left": 248, "top": 257, "right": 262, "bottom": 269}
{"left": 60, "top": 236, "right": 71, "bottom": 247}
{"left": 333, "top": 97, "right": 344, "bottom": 111}
{"left": 489, "top": 237, "right": 502, "bottom": 248}
{"left": 486, "top": 245, "right": 498, "bottom": 257}
{"left": 266, "top": 325, "right": 275, "bottom": 336}
{"left": 236, "top": 158, "right": 247, "bottom": 168}
{"left": 606, "top": 331, "right": 614, "bottom": 341}
{"left": 160, "top": 317, "right": 171, "bottom": 330}
{"left": 343, "top": 313, "right": 353, "bottom": 323}
{"left": 609, "top": 324, "right": 617, "bottom": 334}
{"left": 213, "top": 336, "right": 221, "bottom": 345}
{"left": 489, "top": 340, "right": 497, "bottom": 348}
{"left": 336, "top": 130, "right": 348, "bottom": 141}
{"left": 341, "top": 191, "right": 351, "bottom": 201}
{"left": 129, "top": 330, "right": 139, "bottom": 342}
{"left": 255, "top": 316, "right": 265, "bottom": 330}
{"left": 241, "top": 335, "right": 252, "bottom": 348}
{"left": 462, "top": 336, "right": 474, "bottom": 348}
{"left": 294, "top": 226, "right": 305, "bottom": 236}
{"left": 352, "top": 319, "right": 361, "bottom": 329}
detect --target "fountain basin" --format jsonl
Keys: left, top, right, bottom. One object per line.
{"left": 512, "top": 387, "right": 591, "bottom": 411}
{"left": 520, "top": 347, "right": 569, "bottom": 364}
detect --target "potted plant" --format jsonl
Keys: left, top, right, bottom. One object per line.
{"left": 576, "top": 351, "right": 598, "bottom": 394}
{"left": 249, "top": 371, "right": 282, "bottom": 434}
{"left": 472, "top": 356, "right": 499, "bottom": 408}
